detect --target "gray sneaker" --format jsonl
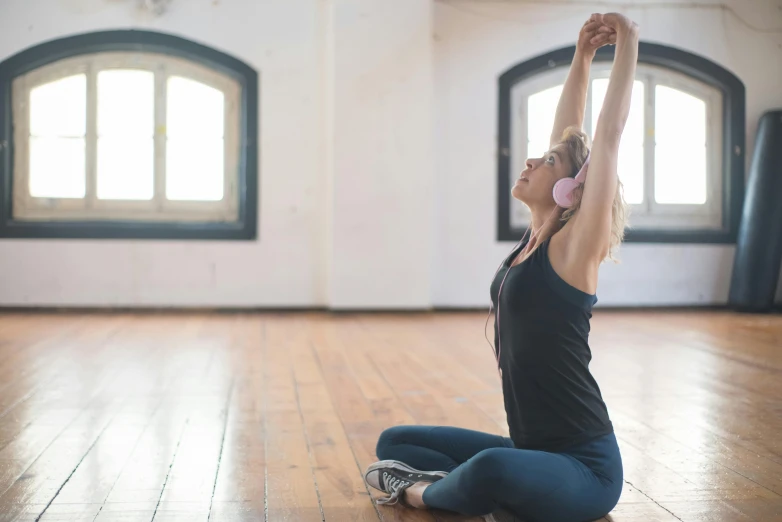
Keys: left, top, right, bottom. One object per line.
{"left": 483, "top": 509, "right": 524, "bottom": 522}
{"left": 364, "top": 460, "right": 448, "bottom": 506}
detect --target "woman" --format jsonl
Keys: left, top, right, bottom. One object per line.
{"left": 363, "top": 12, "right": 637, "bottom": 522}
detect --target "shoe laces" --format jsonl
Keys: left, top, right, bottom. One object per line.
{"left": 376, "top": 471, "right": 413, "bottom": 506}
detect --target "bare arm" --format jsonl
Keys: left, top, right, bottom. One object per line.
{"left": 549, "top": 16, "right": 616, "bottom": 146}
{"left": 570, "top": 13, "right": 639, "bottom": 260}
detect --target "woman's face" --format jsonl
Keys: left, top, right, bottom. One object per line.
{"left": 512, "top": 143, "right": 575, "bottom": 207}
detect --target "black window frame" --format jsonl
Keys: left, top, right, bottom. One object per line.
{"left": 497, "top": 42, "right": 745, "bottom": 244}
{"left": 0, "top": 30, "right": 258, "bottom": 240}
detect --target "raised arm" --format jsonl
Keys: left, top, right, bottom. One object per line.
{"left": 549, "top": 16, "right": 617, "bottom": 146}
{"left": 570, "top": 13, "right": 639, "bottom": 260}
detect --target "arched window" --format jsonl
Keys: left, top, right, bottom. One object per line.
{"left": 0, "top": 31, "right": 258, "bottom": 239}
{"left": 497, "top": 43, "right": 745, "bottom": 243}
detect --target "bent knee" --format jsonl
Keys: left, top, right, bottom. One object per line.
{"left": 462, "top": 448, "right": 508, "bottom": 485}
{"left": 375, "top": 425, "right": 413, "bottom": 461}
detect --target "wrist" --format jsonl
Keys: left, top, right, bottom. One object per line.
{"left": 617, "top": 23, "right": 640, "bottom": 42}
{"left": 574, "top": 47, "right": 596, "bottom": 62}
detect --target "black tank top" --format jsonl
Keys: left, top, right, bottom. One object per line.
{"left": 490, "top": 236, "right": 613, "bottom": 451}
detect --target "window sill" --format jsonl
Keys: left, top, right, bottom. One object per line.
{"left": 498, "top": 225, "right": 735, "bottom": 244}
{"left": 0, "top": 218, "right": 256, "bottom": 240}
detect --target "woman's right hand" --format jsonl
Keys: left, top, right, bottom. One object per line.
{"left": 577, "top": 15, "right": 616, "bottom": 56}
{"left": 597, "top": 13, "right": 639, "bottom": 39}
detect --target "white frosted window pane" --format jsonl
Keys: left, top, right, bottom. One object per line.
{"left": 527, "top": 85, "right": 562, "bottom": 146}
{"left": 655, "top": 144, "right": 707, "bottom": 204}
{"left": 97, "top": 70, "right": 154, "bottom": 137}
{"left": 618, "top": 145, "right": 644, "bottom": 204}
{"left": 30, "top": 75, "right": 86, "bottom": 137}
{"left": 29, "top": 137, "right": 85, "bottom": 198}
{"left": 97, "top": 138, "right": 154, "bottom": 200}
{"left": 527, "top": 141, "right": 550, "bottom": 159}
{"left": 656, "top": 86, "right": 706, "bottom": 145}
{"left": 655, "top": 86, "right": 708, "bottom": 204}
{"left": 625, "top": 82, "right": 645, "bottom": 145}
{"left": 166, "top": 138, "right": 224, "bottom": 201}
{"left": 167, "top": 77, "right": 224, "bottom": 138}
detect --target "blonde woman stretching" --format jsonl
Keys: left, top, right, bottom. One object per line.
{"left": 363, "top": 12, "right": 637, "bottom": 522}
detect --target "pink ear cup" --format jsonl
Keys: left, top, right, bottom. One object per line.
{"left": 553, "top": 177, "right": 581, "bottom": 208}
{"left": 552, "top": 153, "right": 590, "bottom": 208}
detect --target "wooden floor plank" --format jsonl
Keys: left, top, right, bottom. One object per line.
{"left": 0, "top": 311, "right": 778, "bottom": 521}
{"left": 0, "top": 316, "right": 126, "bottom": 456}
{"left": 209, "top": 316, "right": 266, "bottom": 520}
{"left": 353, "top": 317, "right": 494, "bottom": 522}
{"left": 318, "top": 318, "right": 443, "bottom": 522}
{"left": 46, "top": 318, "right": 212, "bottom": 514}
{"left": 264, "top": 316, "right": 327, "bottom": 521}
{"left": 366, "top": 316, "right": 505, "bottom": 435}
{"left": 292, "top": 319, "right": 381, "bottom": 522}
{"left": 95, "top": 317, "right": 222, "bottom": 522}
{"left": 0, "top": 318, "right": 159, "bottom": 522}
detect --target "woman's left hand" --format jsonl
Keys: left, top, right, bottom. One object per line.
{"left": 577, "top": 14, "right": 617, "bottom": 55}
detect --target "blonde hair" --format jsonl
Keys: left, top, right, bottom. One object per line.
{"left": 558, "top": 126, "right": 628, "bottom": 262}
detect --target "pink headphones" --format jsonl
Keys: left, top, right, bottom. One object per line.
{"left": 552, "top": 153, "right": 590, "bottom": 208}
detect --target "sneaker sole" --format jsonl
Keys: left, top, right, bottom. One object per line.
{"left": 483, "top": 511, "right": 523, "bottom": 522}
{"left": 364, "top": 460, "right": 448, "bottom": 492}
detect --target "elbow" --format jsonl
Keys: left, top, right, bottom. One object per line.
{"left": 595, "top": 108, "right": 629, "bottom": 146}
{"left": 626, "top": 23, "right": 640, "bottom": 41}
{"left": 595, "top": 125, "right": 624, "bottom": 149}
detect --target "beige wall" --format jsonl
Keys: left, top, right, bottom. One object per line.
{"left": 0, "top": 0, "right": 780, "bottom": 307}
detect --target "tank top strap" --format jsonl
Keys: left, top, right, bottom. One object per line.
{"left": 535, "top": 238, "right": 598, "bottom": 310}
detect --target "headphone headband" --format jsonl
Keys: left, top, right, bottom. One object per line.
{"left": 574, "top": 152, "right": 590, "bottom": 182}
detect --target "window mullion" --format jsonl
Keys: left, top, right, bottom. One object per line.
{"left": 13, "top": 76, "right": 31, "bottom": 217}
{"left": 514, "top": 90, "right": 530, "bottom": 224}
{"left": 154, "top": 65, "right": 167, "bottom": 211}
{"left": 643, "top": 74, "right": 655, "bottom": 214}
{"left": 223, "top": 92, "right": 235, "bottom": 212}
{"left": 85, "top": 63, "right": 98, "bottom": 208}
{"left": 707, "top": 91, "right": 722, "bottom": 214}
{"left": 585, "top": 80, "right": 593, "bottom": 136}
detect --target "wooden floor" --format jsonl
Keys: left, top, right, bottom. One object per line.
{"left": 0, "top": 312, "right": 780, "bottom": 522}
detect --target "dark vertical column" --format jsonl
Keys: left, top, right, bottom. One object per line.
{"left": 729, "top": 110, "right": 782, "bottom": 312}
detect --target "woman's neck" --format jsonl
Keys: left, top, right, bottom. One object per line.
{"left": 528, "top": 204, "right": 560, "bottom": 239}
{"left": 515, "top": 204, "right": 562, "bottom": 263}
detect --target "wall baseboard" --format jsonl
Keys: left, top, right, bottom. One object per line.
{"left": 1, "top": 304, "right": 779, "bottom": 315}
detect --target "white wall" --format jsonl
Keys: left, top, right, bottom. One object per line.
{"left": 433, "top": 0, "right": 782, "bottom": 307}
{"left": 0, "top": 0, "right": 435, "bottom": 309}
{"left": 0, "top": 0, "right": 325, "bottom": 307}
{"left": 0, "top": 0, "right": 780, "bottom": 308}
{"left": 328, "top": 0, "right": 434, "bottom": 309}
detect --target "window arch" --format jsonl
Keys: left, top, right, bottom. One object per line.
{"left": 497, "top": 42, "right": 745, "bottom": 243}
{"left": 0, "top": 30, "right": 258, "bottom": 240}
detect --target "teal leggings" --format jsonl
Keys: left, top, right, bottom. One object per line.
{"left": 375, "top": 426, "right": 622, "bottom": 522}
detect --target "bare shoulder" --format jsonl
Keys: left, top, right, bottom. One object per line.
{"left": 548, "top": 221, "right": 601, "bottom": 295}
